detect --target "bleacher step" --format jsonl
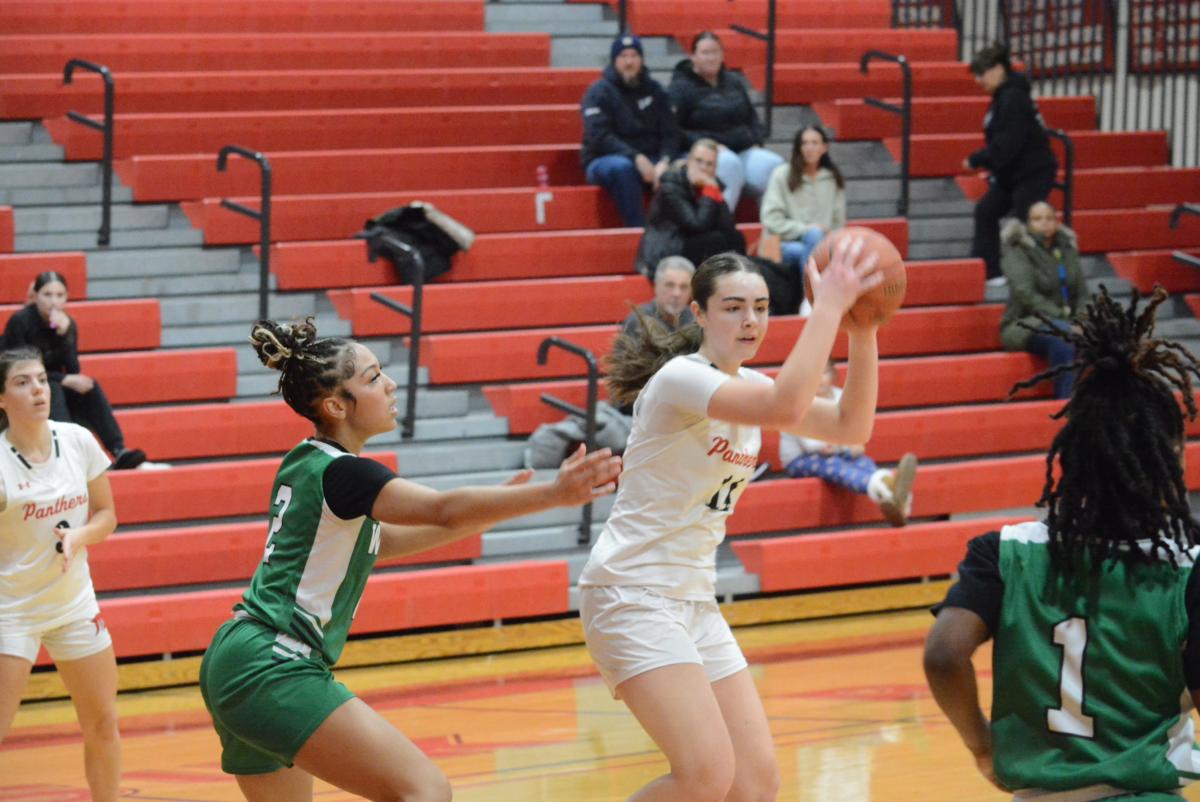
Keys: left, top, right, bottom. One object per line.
{"left": 86, "top": 246, "right": 242, "bottom": 279}
{"left": 486, "top": 2, "right": 617, "bottom": 35}
{"left": 0, "top": 184, "right": 134, "bottom": 206}
{"left": 0, "top": 143, "right": 65, "bottom": 162}
{"left": 88, "top": 271, "right": 260, "bottom": 299}
{"left": 163, "top": 315, "right": 350, "bottom": 348}
{"left": 13, "top": 203, "right": 171, "bottom": 234}
{"left": 158, "top": 292, "right": 322, "bottom": 326}
{"left": 0, "top": 162, "right": 106, "bottom": 189}
{"left": 395, "top": 437, "right": 527, "bottom": 477}
{"left": 15, "top": 227, "right": 204, "bottom": 251}
{"left": 0, "top": 122, "right": 33, "bottom": 146}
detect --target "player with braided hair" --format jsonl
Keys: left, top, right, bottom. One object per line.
{"left": 200, "top": 318, "right": 621, "bottom": 802}
{"left": 924, "top": 286, "right": 1200, "bottom": 799}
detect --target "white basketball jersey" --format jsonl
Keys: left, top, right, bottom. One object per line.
{"left": 580, "top": 354, "right": 770, "bottom": 600}
{"left": 0, "top": 422, "right": 110, "bottom": 635}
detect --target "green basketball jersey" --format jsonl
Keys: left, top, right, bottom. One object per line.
{"left": 234, "top": 439, "right": 382, "bottom": 665}
{"left": 992, "top": 521, "right": 1200, "bottom": 795}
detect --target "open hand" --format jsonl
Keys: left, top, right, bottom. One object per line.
{"left": 804, "top": 235, "right": 881, "bottom": 318}
{"left": 552, "top": 445, "right": 622, "bottom": 506}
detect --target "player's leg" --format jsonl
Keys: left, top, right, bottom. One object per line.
{"left": 619, "top": 663, "right": 737, "bottom": 802}
{"left": 711, "top": 669, "right": 779, "bottom": 802}
{"left": 291, "top": 696, "right": 451, "bottom": 802}
{"left": 235, "top": 765, "right": 315, "bottom": 802}
{"left": 0, "top": 651, "right": 34, "bottom": 742}
{"left": 56, "top": 645, "right": 121, "bottom": 802}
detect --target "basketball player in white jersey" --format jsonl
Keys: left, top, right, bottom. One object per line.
{"left": 0, "top": 347, "right": 120, "bottom": 801}
{"left": 579, "top": 245, "right": 881, "bottom": 801}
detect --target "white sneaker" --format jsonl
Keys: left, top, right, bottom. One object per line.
{"left": 136, "top": 460, "right": 171, "bottom": 471}
{"left": 985, "top": 275, "right": 1008, "bottom": 288}
{"left": 798, "top": 297, "right": 813, "bottom": 318}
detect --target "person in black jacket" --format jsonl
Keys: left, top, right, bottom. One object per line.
{"left": 2, "top": 272, "right": 147, "bottom": 469}
{"left": 635, "top": 139, "right": 745, "bottom": 278}
{"left": 964, "top": 43, "right": 1058, "bottom": 286}
{"left": 581, "top": 34, "right": 683, "bottom": 227}
{"left": 667, "top": 31, "right": 783, "bottom": 211}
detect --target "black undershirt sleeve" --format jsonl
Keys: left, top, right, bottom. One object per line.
{"left": 930, "top": 531, "right": 1003, "bottom": 637}
{"left": 1183, "top": 566, "right": 1200, "bottom": 689}
{"left": 322, "top": 455, "right": 397, "bottom": 521}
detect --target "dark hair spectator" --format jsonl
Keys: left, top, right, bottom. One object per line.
{"left": 580, "top": 34, "right": 684, "bottom": 227}
{"left": 999, "top": 201, "right": 1089, "bottom": 398}
{"left": 964, "top": 42, "right": 1059, "bottom": 286}
{"left": 667, "top": 31, "right": 784, "bottom": 211}
{"left": 760, "top": 125, "right": 846, "bottom": 275}
{"left": 2, "top": 272, "right": 150, "bottom": 469}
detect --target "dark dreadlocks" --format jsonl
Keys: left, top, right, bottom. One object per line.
{"left": 1008, "top": 285, "right": 1200, "bottom": 568}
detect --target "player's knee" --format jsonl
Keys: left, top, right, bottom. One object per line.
{"left": 80, "top": 708, "right": 120, "bottom": 744}
{"left": 728, "top": 758, "right": 781, "bottom": 802}
{"left": 671, "top": 747, "right": 735, "bottom": 801}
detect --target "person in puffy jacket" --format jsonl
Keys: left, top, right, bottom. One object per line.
{"left": 580, "top": 34, "right": 684, "bottom": 227}
{"left": 999, "top": 201, "right": 1089, "bottom": 399}
{"left": 964, "top": 43, "right": 1059, "bottom": 285}
{"left": 667, "top": 31, "right": 783, "bottom": 211}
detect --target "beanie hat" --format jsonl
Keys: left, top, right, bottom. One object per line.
{"left": 610, "top": 34, "right": 644, "bottom": 63}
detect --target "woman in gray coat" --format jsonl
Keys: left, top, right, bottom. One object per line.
{"left": 999, "top": 201, "right": 1089, "bottom": 398}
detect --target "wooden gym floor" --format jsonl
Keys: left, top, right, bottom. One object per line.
{"left": 5, "top": 609, "right": 1200, "bottom": 801}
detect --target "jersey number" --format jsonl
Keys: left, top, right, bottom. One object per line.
{"left": 262, "top": 484, "right": 293, "bottom": 564}
{"left": 1047, "top": 616, "right": 1095, "bottom": 738}
{"left": 706, "top": 475, "right": 743, "bottom": 512}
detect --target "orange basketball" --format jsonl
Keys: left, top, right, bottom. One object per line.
{"left": 806, "top": 226, "right": 907, "bottom": 327}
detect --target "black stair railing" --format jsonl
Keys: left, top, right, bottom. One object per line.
{"left": 1170, "top": 204, "right": 1200, "bottom": 269}
{"left": 730, "top": 0, "right": 778, "bottom": 138}
{"left": 360, "top": 233, "right": 427, "bottom": 440}
{"left": 536, "top": 337, "right": 599, "bottom": 545}
{"left": 62, "top": 59, "right": 114, "bottom": 246}
{"left": 1045, "top": 129, "right": 1075, "bottom": 227}
{"left": 860, "top": 51, "right": 912, "bottom": 216}
{"left": 215, "top": 146, "right": 272, "bottom": 321}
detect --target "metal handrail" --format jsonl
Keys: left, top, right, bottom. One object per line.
{"left": 1170, "top": 204, "right": 1200, "bottom": 229}
{"left": 730, "top": 0, "right": 778, "bottom": 138}
{"left": 362, "top": 233, "right": 426, "bottom": 440}
{"left": 860, "top": 51, "right": 912, "bottom": 216}
{"left": 616, "top": 0, "right": 627, "bottom": 33}
{"left": 536, "top": 337, "right": 599, "bottom": 546}
{"left": 62, "top": 59, "right": 114, "bottom": 246}
{"left": 1045, "top": 129, "right": 1075, "bottom": 227}
{"left": 216, "top": 145, "right": 272, "bottom": 320}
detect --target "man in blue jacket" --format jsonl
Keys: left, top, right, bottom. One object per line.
{"left": 581, "top": 34, "right": 683, "bottom": 227}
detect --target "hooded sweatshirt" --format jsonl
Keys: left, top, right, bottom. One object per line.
{"left": 966, "top": 72, "right": 1058, "bottom": 189}
{"left": 580, "top": 64, "right": 682, "bottom": 168}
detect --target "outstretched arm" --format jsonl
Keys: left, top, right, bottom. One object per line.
{"left": 374, "top": 447, "right": 619, "bottom": 559}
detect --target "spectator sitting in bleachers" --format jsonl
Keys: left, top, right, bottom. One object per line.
{"left": 1000, "top": 201, "right": 1089, "bottom": 399}
{"left": 667, "top": 31, "right": 784, "bottom": 212}
{"left": 2, "top": 272, "right": 153, "bottom": 470}
{"left": 581, "top": 34, "right": 683, "bottom": 228}
{"left": 635, "top": 139, "right": 746, "bottom": 278}
{"left": 964, "top": 42, "right": 1058, "bottom": 287}
{"left": 760, "top": 125, "right": 846, "bottom": 275}
{"left": 779, "top": 361, "right": 918, "bottom": 527}
{"left": 622, "top": 256, "right": 696, "bottom": 337}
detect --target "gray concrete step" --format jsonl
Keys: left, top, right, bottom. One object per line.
{"left": 14, "top": 203, "right": 170, "bottom": 233}
{"left": 908, "top": 216, "right": 973, "bottom": 242}
{"left": 15, "top": 227, "right": 204, "bottom": 251}
{"left": 88, "top": 271, "right": 260, "bottom": 299}
{"left": 394, "top": 437, "right": 526, "bottom": 477}
{"left": 86, "top": 246, "right": 242, "bottom": 279}
{"left": 0, "top": 122, "right": 33, "bottom": 146}
{"left": 0, "top": 162, "right": 105, "bottom": 189}
{"left": 0, "top": 143, "right": 65, "bottom": 162}
{"left": 162, "top": 314, "right": 350, "bottom": 348}
{"left": 0, "top": 184, "right": 134, "bottom": 206}
{"left": 486, "top": 2, "right": 617, "bottom": 35}
{"left": 158, "top": 292, "right": 321, "bottom": 326}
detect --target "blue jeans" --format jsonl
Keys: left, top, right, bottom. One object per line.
{"left": 780, "top": 226, "right": 826, "bottom": 272}
{"left": 585, "top": 154, "right": 646, "bottom": 227}
{"left": 1026, "top": 319, "right": 1076, "bottom": 399}
{"left": 716, "top": 146, "right": 786, "bottom": 210}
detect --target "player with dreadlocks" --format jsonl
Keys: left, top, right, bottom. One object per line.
{"left": 924, "top": 285, "right": 1200, "bottom": 799}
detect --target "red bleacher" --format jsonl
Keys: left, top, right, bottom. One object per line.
{"left": 85, "top": 348, "right": 237, "bottom": 406}
{"left": 1109, "top": 249, "right": 1200, "bottom": 293}
{"left": 818, "top": 95, "right": 1096, "bottom": 140}
{"left": 0, "top": 299, "right": 159, "bottom": 351}
{"left": 45, "top": 105, "right": 583, "bottom": 161}
{"left": 0, "top": 1, "right": 486, "bottom": 35}
{"left": 0, "top": 32, "right": 552, "bottom": 74}
{"left": 117, "top": 145, "right": 585, "bottom": 202}
{"left": 3, "top": 68, "right": 599, "bottom": 118}
{"left": 622, "top": 0, "right": 893, "bottom": 33}
{"left": 0, "top": 252, "right": 87, "bottom": 301}
{"left": 0, "top": 206, "right": 12, "bottom": 253}
{"left": 895, "top": 130, "right": 1171, "bottom": 177}
{"left": 956, "top": 166, "right": 1200, "bottom": 211}
{"left": 718, "top": 27, "right": 958, "bottom": 80}
{"left": 774, "top": 62, "right": 980, "bottom": 104}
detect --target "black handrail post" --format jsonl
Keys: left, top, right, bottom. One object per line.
{"left": 860, "top": 51, "right": 912, "bottom": 216}
{"left": 1045, "top": 129, "right": 1075, "bottom": 227}
{"left": 216, "top": 145, "right": 272, "bottom": 320}
{"left": 730, "top": 0, "right": 777, "bottom": 139}
{"left": 1170, "top": 204, "right": 1200, "bottom": 229}
{"left": 536, "top": 337, "right": 599, "bottom": 545}
{"left": 617, "top": 0, "right": 627, "bottom": 34}
{"left": 62, "top": 59, "right": 114, "bottom": 246}
{"left": 362, "top": 234, "right": 426, "bottom": 440}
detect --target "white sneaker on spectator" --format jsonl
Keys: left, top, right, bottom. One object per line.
{"left": 986, "top": 275, "right": 1008, "bottom": 288}
{"left": 136, "top": 460, "right": 171, "bottom": 471}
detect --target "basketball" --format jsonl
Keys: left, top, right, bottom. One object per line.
{"left": 806, "top": 226, "right": 907, "bottom": 327}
